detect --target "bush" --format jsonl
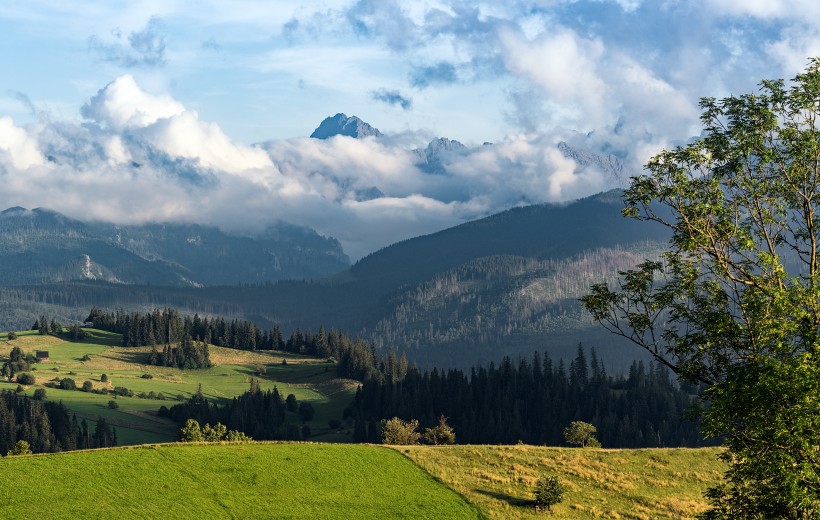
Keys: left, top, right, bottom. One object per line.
{"left": 80, "top": 354, "right": 91, "bottom": 362}
{"left": 423, "top": 415, "right": 456, "bottom": 445}
{"left": 381, "top": 417, "right": 420, "bottom": 445}
{"left": 7, "top": 440, "right": 31, "bottom": 456}
{"left": 108, "top": 400, "right": 119, "bottom": 409}
{"left": 60, "top": 378, "right": 77, "bottom": 390}
{"left": 100, "top": 373, "right": 108, "bottom": 383}
{"left": 16, "top": 373, "right": 35, "bottom": 385}
{"left": 7, "top": 331, "right": 16, "bottom": 340}
{"left": 140, "top": 373, "right": 153, "bottom": 379}
{"left": 32, "top": 388, "right": 46, "bottom": 400}
{"left": 113, "top": 386, "right": 132, "bottom": 397}
{"left": 179, "top": 419, "right": 203, "bottom": 442}
{"left": 14, "top": 385, "right": 23, "bottom": 393}
{"left": 82, "top": 381, "right": 93, "bottom": 392}
{"left": 534, "top": 475, "right": 565, "bottom": 512}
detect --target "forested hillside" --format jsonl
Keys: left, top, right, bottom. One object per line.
{"left": 0, "top": 191, "right": 668, "bottom": 370}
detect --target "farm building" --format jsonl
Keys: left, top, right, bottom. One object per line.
{"left": 35, "top": 351, "right": 49, "bottom": 362}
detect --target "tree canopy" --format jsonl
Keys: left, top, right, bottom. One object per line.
{"left": 582, "top": 59, "right": 820, "bottom": 517}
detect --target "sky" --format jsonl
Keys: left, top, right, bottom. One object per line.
{"left": 1, "top": 1, "right": 819, "bottom": 260}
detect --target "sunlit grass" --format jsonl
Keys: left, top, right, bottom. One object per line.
{"left": 399, "top": 445, "right": 725, "bottom": 519}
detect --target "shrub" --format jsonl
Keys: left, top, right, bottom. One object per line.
{"left": 225, "top": 430, "right": 252, "bottom": 442}
{"left": 82, "top": 381, "right": 93, "bottom": 392}
{"left": 100, "top": 373, "right": 108, "bottom": 383}
{"left": 60, "top": 378, "right": 77, "bottom": 391}
{"left": 534, "top": 475, "right": 565, "bottom": 512}
{"left": 14, "top": 385, "right": 23, "bottom": 393}
{"left": 32, "top": 388, "right": 46, "bottom": 400}
{"left": 423, "top": 415, "right": 456, "bottom": 445}
{"left": 108, "top": 400, "right": 119, "bottom": 409}
{"left": 80, "top": 354, "right": 91, "bottom": 362}
{"left": 7, "top": 440, "right": 31, "bottom": 456}
{"left": 16, "top": 373, "right": 35, "bottom": 385}
{"left": 113, "top": 386, "right": 132, "bottom": 397}
{"left": 140, "top": 373, "right": 153, "bottom": 379}
{"left": 381, "top": 417, "right": 420, "bottom": 445}
{"left": 7, "top": 331, "right": 16, "bottom": 340}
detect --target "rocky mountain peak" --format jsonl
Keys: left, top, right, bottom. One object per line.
{"left": 310, "top": 113, "right": 383, "bottom": 139}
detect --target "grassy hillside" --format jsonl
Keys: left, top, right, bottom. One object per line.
{"left": 0, "top": 330, "right": 358, "bottom": 445}
{"left": 0, "top": 443, "right": 482, "bottom": 519}
{"left": 401, "top": 445, "right": 725, "bottom": 519}
{"left": 0, "top": 441, "right": 724, "bottom": 519}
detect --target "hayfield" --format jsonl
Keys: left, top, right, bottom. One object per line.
{"left": 400, "top": 445, "right": 725, "bottom": 519}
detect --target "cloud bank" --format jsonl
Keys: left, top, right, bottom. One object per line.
{"left": 0, "top": 76, "right": 618, "bottom": 260}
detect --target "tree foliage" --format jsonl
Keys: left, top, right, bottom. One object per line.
{"left": 533, "top": 475, "right": 565, "bottom": 513}
{"left": 581, "top": 59, "right": 820, "bottom": 517}
{"left": 381, "top": 417, "right": 420, "bottom": 445}
{"left": 423, "top": 415, "right": 456, "bottom": 445}
{"left": 563, "top": 421, "right": 600, "bottom": 448}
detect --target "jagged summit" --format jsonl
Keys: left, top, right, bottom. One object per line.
{"left": 310, "top": 113, "right": 383, "bottom": 139}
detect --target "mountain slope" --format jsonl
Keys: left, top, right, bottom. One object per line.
{"left": 0, "top": 208, "right": 349, "bottom": 286}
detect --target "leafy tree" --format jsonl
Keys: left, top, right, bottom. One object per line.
{"left": 533, "top": 475, "right": 565, "bottom": 513}
{"left": 16, "top": 373, "right": 35, "bottom": 386}
{"left": 202, "top": 422, "right": 228, "bottom": 442}
{"left": 100, "top": 373, "right": 108, "bottom": 383}
{"left": 381, "top": 417, "right": 420, "bottom": 445}
{"left": 82, "top": 381, "right": 93, "bottom": 392}
{"left": 60, "top": 378, "right": 76, "bottom": 391}
{"left": 108, "top": 400, "right": 119, "bottom": 409}
{"left": 285, "top": 393, "right": 298, "bottom": 412}
{"left": 179, "top": 418, "right": 204, "bottom": 442}
{"left": 32, "top": 388, "right": 46, "bottom": 400}
{"left": 563, "top": 421, "right": 600, "bottom": 448}
{"left": 7, "top": 440, "right": 31, "bottom": 457}
{"left": 423, "top": 415, "right": 456, "bottom": 445}
{"left": 581, "top": 60, "right": 820, "bottom": 517}
{"left": 6, "top": 331, "right": 16, "bottom": 340}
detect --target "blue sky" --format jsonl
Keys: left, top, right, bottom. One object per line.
{"left": 0, "top": 1, "right": 818, "bottom": 258}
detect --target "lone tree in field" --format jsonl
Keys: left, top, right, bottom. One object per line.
{"left": 563, "top": 421, "right": 600, "bottom": 448}
{"left": 582, "top": 59, "right": 820, "bottom": 517}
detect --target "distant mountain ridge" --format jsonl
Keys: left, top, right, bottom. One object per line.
{"left": 0, "top": 207, "right": 349, "bottom": 286}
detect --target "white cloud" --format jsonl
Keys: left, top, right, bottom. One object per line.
{"left": 0, "top": 117, "right": 44, "bottom": 169}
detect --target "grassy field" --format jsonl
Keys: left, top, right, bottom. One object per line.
{"left": 0, "top": 443, "right": 482, "bottom": 519}
{"left": 0, "top": 330, "right": 359, "bottom": 445}
{"left": 399, "top": 445, "right": 725, "bottom": 519}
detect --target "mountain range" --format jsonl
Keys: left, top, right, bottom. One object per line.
{"left": 0, "top": 114, "right": 650, "bottom": 370}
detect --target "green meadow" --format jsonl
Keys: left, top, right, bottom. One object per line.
{"left": 0, "top": 443, "right": 483, "bottom": 519}
{"left": 0, "top": 329, "right": 359, "bottom": 444}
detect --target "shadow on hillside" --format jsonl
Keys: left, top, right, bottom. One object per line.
{"left": 474, "top": 489, "right": 532, "bottom": 508}
{"left": 99, "top": 349, "right": 148, "bottom": 365}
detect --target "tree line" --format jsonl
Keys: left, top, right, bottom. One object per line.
{"left": 0, "top": 390, "right": 116, "bottom": 455}
{"left": 345, "top": 345, "right": 716, "bottom": 448}
{"left": 87, "top": 307, "right": 404, "bottom": 379}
